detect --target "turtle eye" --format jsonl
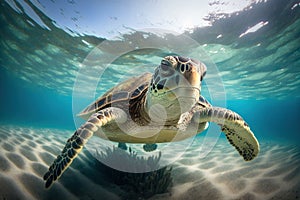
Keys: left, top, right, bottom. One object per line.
{"left": 161, "top": 63, "right": 169, "bottom": 71}
{"left": 160, "top": 59, "right": 172, "bottom": 71}
{"left": 160, "top": 59, "right": 175, "bottom": 77}
{"left": 161, "top": 59, "right": 170, "bottom": 68}
{"left": 161, "top": 59, "right": 169, "bottom": 65}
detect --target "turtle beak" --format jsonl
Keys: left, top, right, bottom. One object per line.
{"left": 183, "top": 64, "right": 201, "bottom": 87}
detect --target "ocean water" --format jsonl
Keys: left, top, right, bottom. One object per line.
{"left": 0, "top": 0, "right": 300, "bottom": 199}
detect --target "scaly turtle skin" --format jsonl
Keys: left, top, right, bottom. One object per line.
{"left": 43, "top": 56, "right": 260, "bottom": 188}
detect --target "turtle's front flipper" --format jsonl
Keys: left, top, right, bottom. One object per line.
{"left": 179, "top": 106, "right": 259, "bottom": 161}
{"left": 43, "top": 107, "right": 127, "bottom": 188}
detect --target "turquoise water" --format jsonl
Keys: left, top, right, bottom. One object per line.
{"left": 1, "top": 0, "right": 299, "bottom": 141}
{"left": 1, "top": 0, "right": 300, "bottom": 199}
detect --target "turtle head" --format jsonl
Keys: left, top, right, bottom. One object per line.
{"left": 146, "top": 55, "right": 207, "bottom": 122}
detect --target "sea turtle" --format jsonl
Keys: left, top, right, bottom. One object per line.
{"left": 43, "top": 55, "right": 259, "bottom": 188}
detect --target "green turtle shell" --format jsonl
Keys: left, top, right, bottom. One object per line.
{"left": 78, "top": 72, "right": 152, "bottom": 120}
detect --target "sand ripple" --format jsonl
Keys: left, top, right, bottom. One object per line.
{"left": 157, "top": 137, "right": 300, "bottom": 200}
{"left": 0, "top": 126, "right": 120, "bottom": 200}
{"left": 2, "top": 142, "right": 14, "bottom": 151}
{"left": 0, "top": 155, "right": 10, "bottom": 172}
{"left": 0, "top": 126, "right": 299, "bottom": 200}
{"left": 6, "top": 153, "right": 25, "bottom": 169}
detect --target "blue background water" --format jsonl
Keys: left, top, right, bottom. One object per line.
{"left": 0, "top": 67, "right": 74, "bottom": 129}
{"left": 0, "top": 0, "right": 300, "bottom": 143}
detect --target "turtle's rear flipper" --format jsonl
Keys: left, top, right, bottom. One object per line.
{"left": 118, "top": 142, "right": 128, "bottom": 150}
{"left": 143, "top": 143, "right": 157, "bottom": 152}
{"left": 43, "top": 107, "right": 127, "bottom": 188}
{"left": 180, "top": 106, "right": 259, "bottom": 161}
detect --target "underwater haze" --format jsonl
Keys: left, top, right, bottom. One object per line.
{"left": 0, "top": 0, "right": 300, "bottom": 199}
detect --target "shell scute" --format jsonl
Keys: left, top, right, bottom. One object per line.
{"left": 78, "top": 72, "right": 152, "bottom": 119}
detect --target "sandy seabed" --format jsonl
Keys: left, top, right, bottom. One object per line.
{"left": 0, "top": 125, "right": 299, "bottom": 200}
